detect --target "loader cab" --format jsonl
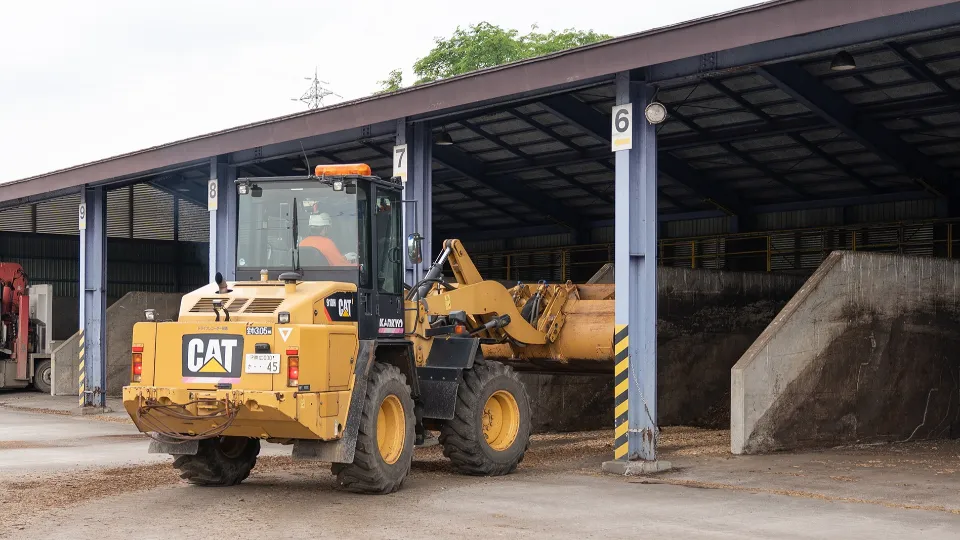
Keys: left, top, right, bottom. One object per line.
{"left": 234, "top": 164, "right": 404, "bottom": 340}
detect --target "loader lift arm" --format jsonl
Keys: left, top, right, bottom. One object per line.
{"left": 408, "top": 239, "right": 574, "bottom": 347}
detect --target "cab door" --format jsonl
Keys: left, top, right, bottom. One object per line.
{"left": 373, "top": 187, "right": 404, "bottom": 338}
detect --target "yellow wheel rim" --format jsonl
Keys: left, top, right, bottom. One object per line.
{"left": 482, "top": 390, "right": 520, "bottom": 451}
{"left": 377, "top": 394, "right": 405, "bottom": 464}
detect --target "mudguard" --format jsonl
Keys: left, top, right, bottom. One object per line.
{"left": 293, "top": 339, "right": 375, "bottom": 463}
{"left": 417, "top": 337, "right": 480, "bottom": 420}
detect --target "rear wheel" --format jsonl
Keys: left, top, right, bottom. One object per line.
{"left": 32, "top": 359, "right": 52, "bottom": 394}
{"left": 332, "top": 363, "right": 415, "bottom": 494}
{"left": 440, "top": 358, "right": 531, "bottom": 476}
{"left": 173, "top": 436, "right": 260, "bottom": 486}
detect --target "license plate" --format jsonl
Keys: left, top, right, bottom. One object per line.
{"left": 245, "top": 354, "right": 280, "bottom": 374}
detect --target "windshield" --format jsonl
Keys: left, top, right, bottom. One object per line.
{"left": 236, "top": 180, "right": 362, "bottom": 270}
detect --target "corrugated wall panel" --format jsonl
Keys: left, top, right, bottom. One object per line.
{"left": 107, "top": 186, "right": 132, "bottom": 238}
{"left": 591, "top": 226, "right": 614, "bottom": 243}
{"left": 133, "top": 184, "right": 174, "bottom": 240}
{"left": 0, "top": 205, "right": 33, "bottom": 232}
{"left": 663, "top": 217, "right": 730, "bottom": 238}
{"left": 36, "top": 194, "right": 80, "bottom": 235}
{"left": 512, "top": 233, "right": 576, "bottom": 250}
{"left": 756, "top": 208, "right": 843, "bottom": 230}
{"left": 178, "top": 199, "right": 209, "bottom": 242}
{"left": 0, "top": 232, "right": 207, "bottom": 298}
{"left": 848, "top": 200, "right": 938, "bottom": 223}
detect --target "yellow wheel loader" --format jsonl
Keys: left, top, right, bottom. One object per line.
{"left": 123, "top": 163, "right": 612, "bottom": 494}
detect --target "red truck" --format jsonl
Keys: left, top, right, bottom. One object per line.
{"left": 0, "top": 263, "right": 52, "bottom": 393}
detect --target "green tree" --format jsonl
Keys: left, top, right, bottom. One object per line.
{"left": 376, "top": 22, "right": 611, "bottom": 92}
{"left": 376, "top": 69, "right": 404, "bottom": 94}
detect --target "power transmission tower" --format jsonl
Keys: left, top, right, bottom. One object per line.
{"left": 293, "top": 67, "right": 341, "bottom": 109}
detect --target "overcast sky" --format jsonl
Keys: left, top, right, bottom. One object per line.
{"left": 0, "top": 0, "right": 761, "bottom": 182}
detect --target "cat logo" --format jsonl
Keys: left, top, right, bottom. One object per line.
{"left": 322, "top": 291, "right": 358, "bottom": 322}
{"left": 181, "top": 334, "right": 244, "bottom": 381}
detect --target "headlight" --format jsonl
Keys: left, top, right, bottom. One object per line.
{"left": 278, "top": 312, "right": 290, "bottom": 324}
{"left": 144, "top": 309, "right": 156, "bottom": 321}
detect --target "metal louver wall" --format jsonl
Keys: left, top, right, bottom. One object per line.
{"left": 0, "top": 182, "right": 210, "bottom": 298}
{"left": 36, "top": 194, "right": 80, "bottom": 235}
{"left": 133, "top": 184, "right": 174, "bottom": 240}
{"left": 0, "top": 205, "right": 32, "bottom": 232}
{"left": 178, "top": 199, "right": 209, "bottom": 242}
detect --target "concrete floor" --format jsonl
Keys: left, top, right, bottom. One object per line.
{"left": 1, "top": 394, "right": 958, "bottom": 539}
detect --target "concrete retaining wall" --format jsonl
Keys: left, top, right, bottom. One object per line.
{"left": 732, "top": 251, "right": 960, "bottom": 454}
{"left": 517, "top": 267, "right": 804, "bottom": 432}
{"left": 52, "top": 292, "right": 183, "bottom": 397}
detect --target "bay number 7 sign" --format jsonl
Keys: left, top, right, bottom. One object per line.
{"left": 611, "top": 103, "right": 633, "bottom": 152}
{"left": 393, "top": 144, "right": 408, "bottom": 183}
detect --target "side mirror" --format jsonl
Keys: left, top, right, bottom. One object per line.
{"left": 407, "top": 233, "right": 423, "bottom": 264}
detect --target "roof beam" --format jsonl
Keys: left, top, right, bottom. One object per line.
{"left": 886, "top": 41, "right": 960, "bottom": 98}
{"left": 539, "top": 94, "right": 746, "bottom": 215}
{"left": 702, "top": 77, "right": 881, "bottom": 194}
{"left": 758, "top": 62, "right": 952, "bottom": 198}
{"left": 458, "top": 119, "right": 617, "bottom": 206}
{"left": 432, "top": 145, "right": 585, "bottom": 230}
{"left": 361, "top": 141, "right": 534, "bottom": 227}
{"left": 150, "top": 175, "right": 206, "bottom": 207}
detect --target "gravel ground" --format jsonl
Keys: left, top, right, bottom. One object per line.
{"left": 2, "top": 400, "right": 957, "bottom": 538}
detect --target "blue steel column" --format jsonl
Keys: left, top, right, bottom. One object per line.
{"left": 399, "top": 119, "right": 433, "bottom": 284}
{"left": 79, "top": 186, "right": 107, "bottom": 409}
{"left": 208, "top": 157, "right": 218, "bottom": 282}
{"left": 215, "top": 160, "right": 238, "bottom": 279}
{"left": 412, "top": 121, "right": 433, "bottom": 274}
{"left": 614, "top": 72, "right": 659, "bottom": 461}
{"left": 208, "top": 157, "right": 237, "bottom": 281}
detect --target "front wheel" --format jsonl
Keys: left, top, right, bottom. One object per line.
{"left": 33, "top": 359, "right": 52, "bottom": 394}
{"left": 173, "top": 436, "right": 260, "bottom": 486}
{"left": 332, "top": 362, "right": 415, "bottom": 494}
{"left": 440, "top": 358, "right": 532, "bottom": 476}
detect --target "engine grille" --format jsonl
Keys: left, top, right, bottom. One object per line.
{"left": 243, "top": 298, "right": 284, "bottom": 314}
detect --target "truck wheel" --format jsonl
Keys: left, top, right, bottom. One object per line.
{"left": 32, "top": 360, "right": 52, "bottom": 394}
{"left": 440, "top": 358, "right": 531, "bottom": 476}
{"left": 173, "top": 436, "right": 260, "bottom": 486}
{"left": 332, "top": 362, "right": 415, "bottom": 494}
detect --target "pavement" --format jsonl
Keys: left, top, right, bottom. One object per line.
{"left": 1, "top": 392, "right": 958, "bottom": 539}
{"left": 0, "top": 392, "right": 289, "bottom": 476}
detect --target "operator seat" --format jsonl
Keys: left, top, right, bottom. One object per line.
{"left": 298, "top": 246, "right": 329, "bottom": 267}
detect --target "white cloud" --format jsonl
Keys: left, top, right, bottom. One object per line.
{"left": 0, "top": 0, "right": 762, "bottom": 182}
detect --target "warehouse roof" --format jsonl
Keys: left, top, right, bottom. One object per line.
{"left": 1, "top": 0, "right": 955, "bottom": 209}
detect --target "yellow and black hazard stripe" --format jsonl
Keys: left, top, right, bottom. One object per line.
{"left": 614, "top": 324, "right": 629, "bottom": 460}
{"left": 78, "top": 332, "right": 85, "bottom": 407}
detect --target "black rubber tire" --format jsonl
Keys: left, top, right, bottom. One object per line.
{"left": 32, "top": 359, "right": 52, "bottom": 394}
{"left": 173, "top": 436, "right": 260, "bottom": 486}
{"left": 332, "top": 362, "right": 415, "bottom": 494}
{"left": 440, "top": 358, "right": 532, "bottom": 476}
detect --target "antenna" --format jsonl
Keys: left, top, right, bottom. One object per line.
{"left": 298, "top": 142, "right": 312, "bottom": 176}
{"left": 292, "top": 67, "right": 342, "bottom": 109}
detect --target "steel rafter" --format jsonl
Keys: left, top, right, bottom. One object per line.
{"left": 702, "top": 77, "right": 882, "bottom": 193}
{"left": 432, "top": 144, "right": 585, "bottom": 230}
{"left": 539, "top": 94, "right": 746, "bottom": 215}
{"left": 758, "top": 62, "right": 953, "bottom": 198}
{"left": 361, "top": 141, "right": 534, "bottom": 227}
{"left": 458, "top": 119, "right": 617, "bottom": 205}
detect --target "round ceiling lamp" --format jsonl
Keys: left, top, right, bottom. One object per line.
{"left": 644, "top": 102, "right": 668, "bottom": 125}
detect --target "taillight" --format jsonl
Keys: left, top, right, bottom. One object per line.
{"left": 454, "top": 324, "right": 467, "bottom": 334}
{"left": 287, "top": 355, "right": 299, "bottom": 387}
{"left": 131, "top": 347, "right": 143, "bottom": 382}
